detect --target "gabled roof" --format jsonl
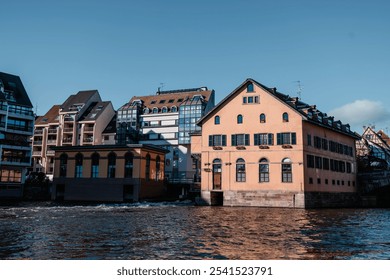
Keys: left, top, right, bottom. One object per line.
{"left": 60, "top": 90, "right": 100, "bottom": 112}
{"left": 0, "top": 72, "right": 33, "bottom": 107}
{"left": 121, "top": 87, "right": 213, "bottom": 112}
{"left": 35, "top": 105, "right": 61, "bottom": 125}
{"left": 78, "top": 101, "right": 113, "bottom": 122}
{"left": 102, "top": 116, "right": 117, "bottom": 134}
{"left": 197, "top": 78, "right": 358, "bottom": 139}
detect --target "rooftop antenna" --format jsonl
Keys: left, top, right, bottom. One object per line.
{"left": 35, "top": 102, "right": 38, "bottom": 115}
{"left": 294, "top": 80, "right": 303, "bottom": 100}
{"left": 157, "top": 82, "right": 165, "bottom": 94}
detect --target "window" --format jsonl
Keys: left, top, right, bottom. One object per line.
{"left": 152, "top": 107, "right": 158, "bottom": 114}
{"left": 171, "top": 106, "right": 177, "bottom": 112}
{"left": 231, "top": 134, "right": 250, "bottom": 146}
{"left": 168, "top": 99, "right": 175, "bottom": 103}
{"left": 75, "top": 153, "right": 83, "bottom": 178}
{"left": 209, "top": 135, "right": 227, "bottom": 146}
{"left": 156, "top": 155, "right": 161, "bottom": 181}
{"left": 260, "top": 113, "right": 266, "bottom": 123}
{"left": 282, "top": 112, "right": 289, "bottom": 122}
{"left": 243, "top": 97, "right": 247, "bottom": 104}
{"left": 237, "top": 114, "right": 243, "bottom": 124}
{"left": 145, "top": 154, "right": 151, "bottom": 180}
{"left": 248, "top": 96, "right": 254, "bottom": 103}
{"left": 161, "top": 107, "right": 168, "bottom": 113}
{"left": 59, "top": 154, "right": 68, "bottom": 177}
{"left": 247, "top": 83, "right": 254, "bottom": 92}
{"left": 143, "top": 108, "right": 150, "bottom": 114}
{"left": 307, "top": 134, "right": 312, "bottom": 146}
{"left": 315, "top": 156, "right": 322, "bottom": 169}
{"left": 277, "top": 133, "right": 296, "bottom": 145}
{"left": 282, "top": 158, "right": 292, "bottom": 182}
{"left": 159, "top": 100, "right": 166, "bottom": 104}
{"left": 307, "top": 154, "right": 315, "bottom": 168}
{"left": 214, "top": 115, "right": 220, "bottom": 125}
{"left": 124, "top": 152, "right": 133, "bottom": 178}
{"left": 236, "top": 158, "right": 246, "bottom": 182}
{"left": 107, "top": 152, "right": 116, "bottom": 178}
{"left": 259, "top": 158, "right": 269, "bottom": 182}
{"left": 323, "top": 158, "right": 330, "bottom": 170}
{"left": 346, "top": 162, "right": 352, "bottom": 173}
{"left": 254, "top": 133, "right": 273, "bottom": 145}
{"left": 91, "top": 153, "right": 99, "bottom": 178}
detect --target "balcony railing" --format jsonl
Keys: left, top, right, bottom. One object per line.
{"left": 33, "top": 141, "right": 43, "bottom": 145}
{"left": 7, "top": 125, "right": 33, "bottom": 133}
{"left": 47, "top": 140, "right": 57, "bottom": 145}
{"left": 34, "top": 129, "right": 44, "bottom": 135}
{"left": 63, "top": 128, "right": 73, "bottom": 133}
{"left": 1, "top": 157, "right": 31, "bottom": 164}
{"left": 62, "top": 138, "right": 73, "bottom": 143}
{"left": 46, "top": 150, "right": 55, "bottom": 156}
{"left": 48, "top": 128, "right": 58, "bottom": 134}
{"left": 32, "top": 151, "right": 42, "bottom": 156}
{"left": 83, "top": 137, "right": 93, "bottom": 143}
{"left": 84, "top": 126, "right": 94, "bottom": 132}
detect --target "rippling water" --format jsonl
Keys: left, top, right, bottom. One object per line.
{"left": 1, "top": 201, "right": 389, "bottom": 259}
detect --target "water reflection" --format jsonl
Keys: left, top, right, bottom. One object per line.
{"left": 0, "top": 202, "right": 389, "bottom": 259}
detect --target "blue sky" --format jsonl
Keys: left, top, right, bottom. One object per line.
{"left": 1, "top": 0, "right": 390, "bottom": 133}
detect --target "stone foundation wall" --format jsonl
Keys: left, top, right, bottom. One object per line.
{"left": 304, "top": 192, "right": 361, "bottom": 208}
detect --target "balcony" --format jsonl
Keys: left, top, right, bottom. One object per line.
{"left": 1, "top": 157, "right": 31, "bottom": 166}
{"left": 33, "top": 141, "right": 43, "bottom": 146}
{"left": 83, "top": 137, "right": 93, "bottom": 143}
{"left": 62, "top": 137, "right": 73, "bottom": 144}
{"left": 48, "top": 128, "right": 58, "bottom": 134}
{"left": 63, "top": 128, "right": 74, "bottom": 133}
{"left": 47, "top": 140, "right": 57, "bottom": 145}
{"left": 84, "top": 126, "right": 94, "bottom": 132}
{"left": 46, "top": 150, "right": 55, "bottom": 156}
{"left": 32, "top": 151, "right": 42, "bottom": 156}
{"left": 34, "top": 129, "right": 44, "bottom": 135}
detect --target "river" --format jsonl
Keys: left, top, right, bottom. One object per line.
{"left": 0, "top": 201, "right": 389, "bottom": 259}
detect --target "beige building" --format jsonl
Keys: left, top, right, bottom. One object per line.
{"left": 51, "top": 144, "right": 168, "bottom": 202}
{"left": 32, "top": 90, "right": 115, "bottom": 176}
{"left": 192, "top": 78, "right": 359, "bottom": 208}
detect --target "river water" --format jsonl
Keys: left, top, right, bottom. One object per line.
{"left": 0, "top": 201, "right": 389, "bottom": 260}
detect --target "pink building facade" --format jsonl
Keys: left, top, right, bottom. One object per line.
{"left": 192, "top": 79, "right": 359, "bottom": 208}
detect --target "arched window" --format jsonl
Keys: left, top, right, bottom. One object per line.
{"left": 247, "top": 82, "right": 254, "bottom": 92}
{"left": 143, "top": 108, "right": 150, "bottom": 114}
{"left": 145, "top": 154, "right": 151, "bottom": 180}
{"left": 75, "top": 153, "right": 83, "bottom": 178}
{"left": 107, "top": 152, "right": 116, "bottom": 178}
{"left": 237, "top": 114, "right": 243, "bottom": 124}
{"left": 124, "top": 152, "right": 133, "bottom": 178}
{"left": 259, "top": 158, "right": 269, "bottom": 182}
{"left": 282, "top": 158, "right": 292, "bottom": 182}
{"left": 156, "top": 155, "right": 161, "bottom": 181}
{"left": 236, "top": 158, "right": 246, "bottom": 182}
{"left": 59, "top": 153, "right": 68, "bottom": 177}
{"left": 152, "top": 107, "right": 158, "bottom": 114}
{"left": 91, "top": 153, "right": 100, "bottom": 178}
{"left": 282, "top": 112, "right": 289, "bottom": 122}
{"left": 260, "top": 113, "right": 266, "bottom": 123}
{"left": 171, "top": 106, "right": 177, "bottom": 112}
{"left": 212, "top": 158, "right": 222, "bottom": 190}
{"left": 161, "top": 106, "right": 168, "bottom": 113}
{"left": 214, "top": 115, "right": 220, "bottom": 125}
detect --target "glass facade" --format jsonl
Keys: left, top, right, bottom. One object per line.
{"left": 178, "top": 95, "right": 206, "bottom": 144}
{"left": 116, "top": 101, "right": 142, "bottom": 144}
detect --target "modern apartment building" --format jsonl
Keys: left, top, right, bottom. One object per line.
{"left": 0, "top": 72, "right": 34, "bottom": 198}
{"left": 192, "top": 78, "right": 359, "bottom": 208}
{"left": 117, "top": 87, "right": 215, "bottom": 186}
{"left": 32, "top": 90, "right": 115, "bottom": 176}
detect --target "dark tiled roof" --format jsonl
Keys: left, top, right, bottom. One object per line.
{"left": 79, "top": 101, "right": 112, "bottom": 122}
{"left": 197, "top": 78, "right": 358, "bottom": 139}
{"left": 121, "top": 88, "right": 213, "bottom": 112}
{"left": 103, "top": 116, "right": 117, "bottom": 134}
{"left": 35, "top": 105, "right": 61, "bottom": 125}
{"left": 60, "top": 90, "right": 100, "bottom": 112}
{"left": 0, "top": 72, "right": 33, "bottom": 107}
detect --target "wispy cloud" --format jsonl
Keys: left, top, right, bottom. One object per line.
{"left": 328, "top": 100, "right": 390, "bottom": 130}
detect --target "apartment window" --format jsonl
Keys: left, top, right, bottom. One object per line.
{"left": 282, "top": 158, "right": 292, "bottom": 183}
{"left": 260, "top": 113, "right": 266, "bottom": 123}
{"left": 145, "top": 154, "right": 151, "bottom": 181}
{"left": 282, "top": 112, "right": 289, "bottom": 122}
{"left": 277, "top": 132, "right": 296, "bottom": 145}
{"left": 124, "top": 152, "right": 133, "bottom": 178}
{"left": 322, "top": 139, "right": 328, "bottom": 150}
{"left": 214, "top": 115, "right": 220, "bottom": 125}
{"left": 237, "top": 114, "right": 243, "bottom": 124}
{"left": 325, "top": 179, "right": 329, "bottom": 185}
{"left": 75, "top": 153, "right": 83, "bottom": 178}
{"left": 323, "top": 158, "right": 330, "bottom": 170}
{"left": 231, "top": 134, "right": 250, "bottom": 146}
{"left": 155, "top": 155, "right": 161, "bottom": 181}
{"left": 315, "top": 156, "right": 322, "bottom": 169}
{"left": 236, "top": 158, "right": 246, "bottom": 182}
{"left": 259, "top": 158, "right": 269, "bottom": 182}
{"left": 243, "top": 97, "right": 247, "bottom": 104}
{"left": 248, "top": 96, "right": 254, "bottom": 103}
{"left": 247, "top": 83, "right": 254, "bottom": 92}
{"left": 91, "top": 153, "right": 99, "bottom": 178}
{"left": 59, "top": 153, "right": 68, "bottom": 177}
{"left": 307, "top": 154, "right": 315, "bottom": 168}
{"left": 254, "top": 133, "right": 273, "bottom": 145}
{"left": 107, "top": 152, "right": 116, "bottom": 178}
{"left": 317, "top": 178, "right": 321, "bottom": 184}
{"left": 307, "top": 134, "right": 312, "bottom": 146}
{"left": 346, "top": 162, "right": 352, "bottom": 173}
{"left": 209, "top": 135, "right": 227, "bottom": 146}
{"left": 309, "top": 177, "right": 313, "bottom": 184}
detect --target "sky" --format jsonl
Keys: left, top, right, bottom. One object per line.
{"left": 1, "top": 0, "right": 390, "bottom": 133}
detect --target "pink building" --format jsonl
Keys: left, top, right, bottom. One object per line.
{"left": 192, "top": 79, "right": 359, "bottom": 208}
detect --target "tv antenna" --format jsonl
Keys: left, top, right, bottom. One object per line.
{"left": 294, "top": 80, "right": 303, "bottom": 100}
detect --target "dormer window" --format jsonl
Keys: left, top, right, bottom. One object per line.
{"left": 318, "top": 115, "right": 323, "bottom": 122}
{"left": 327, "top": 119, "right": 333, "bottom": 126}
{"left": 171, "top": 106, "right": 177, "bottom": 112}
{"left": 143, "top": 108, "right": 150, "bottom": 114}
{"left": 152, "top": 107, "right": 158, "bottom": 114}
{"left": 161, "top": 107, "right": 168, "bottom": 113}
{"left": 247, "top": 83, "right": 254, "bottom": 92}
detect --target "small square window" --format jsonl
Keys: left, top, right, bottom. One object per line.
{"left": 248, "top": 96, "right": 254, "bottom": 103}
{"left": 243, "top": 97, "right": 247, "bottom": 104}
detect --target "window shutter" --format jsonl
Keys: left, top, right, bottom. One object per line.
{"left": 292, "top": 133, "right": 297, "bottom": 145}
{"left": 209, "top": 135, "right": 213, "bottom": 146}
{"left": 222, "top": 135, "right": 227, "bottom": 146}
{"left": 277, "top": 133, "right": 281, "bottom": 145}
{"left": 245, "top": 134, "right": 250, "bottom": 146}
{"left": 268, "top": 133, "right": 274, "bottom": 145}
